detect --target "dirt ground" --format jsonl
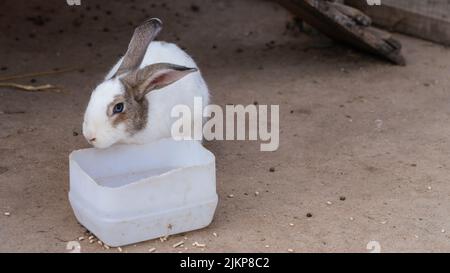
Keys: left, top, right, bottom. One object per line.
{"left": 1, "top": 0, "right": 450, "bottom": 253}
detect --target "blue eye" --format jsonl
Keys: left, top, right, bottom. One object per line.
{"left": 113, "top": 103, "right": 124, "bottom": 114}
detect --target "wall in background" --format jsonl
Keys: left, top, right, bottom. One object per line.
{"left": 346, "top": 0, "right": 450, "bottom": 45}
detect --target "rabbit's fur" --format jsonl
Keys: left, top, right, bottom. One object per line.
{"left": 83, "top": 19, "right": 209, "bottom": 148}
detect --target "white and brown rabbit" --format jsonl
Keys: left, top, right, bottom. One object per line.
{"left": 83, "top": 18, "right": 209, "bottom": 148}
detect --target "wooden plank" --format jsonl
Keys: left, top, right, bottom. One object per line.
{"left": 275, "top": 0, "right": 405, "bottom": 65}
{"left": 346, "top": 0, "right": 450, "bottom": 45}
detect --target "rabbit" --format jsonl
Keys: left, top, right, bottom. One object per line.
{"left": 83, "top": 18, "right": 209, "bottom": 148}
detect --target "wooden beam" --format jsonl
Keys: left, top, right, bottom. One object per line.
{"left": 275, "top": 0, "right": 405, "bottom": 65}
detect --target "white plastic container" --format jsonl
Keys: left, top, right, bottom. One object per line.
{"left": 68, "top": 138, "right": 218, "bottom": 247}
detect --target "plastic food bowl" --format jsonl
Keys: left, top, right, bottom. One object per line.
{"left": 68, "top": 138, "right": 218, "bottom": 247}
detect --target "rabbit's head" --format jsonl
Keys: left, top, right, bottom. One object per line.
{"left": 82, "top": 18, "right": 197, "bottom": 148}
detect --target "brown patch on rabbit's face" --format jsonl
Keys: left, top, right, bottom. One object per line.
{"left": 107, "top": 91, "right": 148, "bottom": 135}
{"left": 111, "top": 62, "right": 197, "bottom": 137}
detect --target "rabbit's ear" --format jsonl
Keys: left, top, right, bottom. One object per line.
{"left": 114, "top": 18, "right": 162, "bottom": 77}
{"left": 120, "top": 63, "right": 197, "bottom": 101}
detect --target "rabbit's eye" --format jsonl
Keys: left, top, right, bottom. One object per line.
{"left": 113, "top": 103, "right": 124, "bottom": 114}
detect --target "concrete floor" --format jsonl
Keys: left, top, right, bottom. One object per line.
{"left": 1, "top": 0, "right": 450, "bottom": 253}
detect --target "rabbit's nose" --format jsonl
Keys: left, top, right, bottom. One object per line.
{"left": 83, "top": 131, "right": 96, "bottom": 144}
